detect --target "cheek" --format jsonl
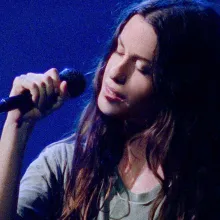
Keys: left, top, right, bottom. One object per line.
{"left": 99, "top": 58, "right": 112, "bottom": 92}
{"left": 104, "top": 53, "right": 120, "bottom": 76}
{"left": 101, "top": 61, "right": 111, "bottom": 84}
{"left": 129, "top": 76, "right": 153, "bottom": 103}
{"left": 127, "top": 78, "right": 154, "bottom": 115}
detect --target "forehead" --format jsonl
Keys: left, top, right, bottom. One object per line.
{"left": 119, "top": 14, "right": 157, "bottom": 61}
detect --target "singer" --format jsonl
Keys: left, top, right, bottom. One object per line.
{"left": 0, "top": 0, "right": 220, "bottom": 219}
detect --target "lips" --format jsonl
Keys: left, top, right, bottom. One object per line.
{"left": 104, "top": 84, "right": 125, "bottom": 102}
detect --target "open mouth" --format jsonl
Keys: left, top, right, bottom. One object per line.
{"left": 104, "top": 85, "right": 125, "bottom": 102}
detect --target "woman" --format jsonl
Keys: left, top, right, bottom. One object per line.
{"left": 0, "top": 0, "right": 220, "bottom": 219}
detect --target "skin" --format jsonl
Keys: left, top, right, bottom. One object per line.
{"left": 0, "top": 15, "right": 160, "bottom": 219}
{"left": 7, "top": 68, "right": 68, "bottom": 124}
{"left": 0, "top": 68, "right": 68, "bottom": 219}
{"left": 98, "top": 14, "right": 156, "bottom": 121}
{"left": 98, "top": 15, "right": 161, "bottom": 193}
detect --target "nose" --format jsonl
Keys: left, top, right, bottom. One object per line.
{"left": 109, "top": 57, "right": 131, "bottom": 85}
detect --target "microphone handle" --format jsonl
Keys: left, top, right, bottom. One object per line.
{"left": 0, "top": 91, "right": 34, "bottom": 113}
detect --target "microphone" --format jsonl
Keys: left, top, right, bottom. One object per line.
{"left": 0, "top": 68, "right": 86, "bottom": 113}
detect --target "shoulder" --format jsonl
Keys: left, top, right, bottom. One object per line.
{"left": 17, "top": 134, "right": 77, "bottom": 218}
{"left": 41, "top": 133, "right": 76, "bottom": 155}
{"left": 22, "top": 134, "right": 76, "bottom": 187}
{"left": 40, "top": 134, "right": 76, "bottom": 167}
{"left": 35, "top": 134, "right": 76, "bottom": 181}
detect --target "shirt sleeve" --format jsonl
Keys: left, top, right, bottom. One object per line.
{"left": 16, "top": 135, "right": 75, "bottom": 219}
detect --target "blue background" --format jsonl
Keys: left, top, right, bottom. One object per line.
{"left": 0, "top": 0, "right": 219, "bottom": 175}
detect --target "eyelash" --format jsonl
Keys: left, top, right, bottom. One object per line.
{"left": 138, "top": 68, "right": 151, "bottom": 75}
{"left": 114, "top": 45, "right": 152, "bottom": 75}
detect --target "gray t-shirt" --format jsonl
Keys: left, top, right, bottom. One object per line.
{"left": 16, "top": 135, "right": 161, "bottom": 219}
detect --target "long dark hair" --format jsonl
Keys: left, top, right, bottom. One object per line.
{"left": 60, "top": 0, "right": 220, "bottom": 219}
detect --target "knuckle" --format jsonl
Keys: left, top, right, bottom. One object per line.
{"left": 48, "top": 68, "right": 59, "bottom": 79}
{"left": 27, "top": 72, "right": 34, "bottom": 77}
{"left": 50, "top": 68, "right": 58, "bottom": 73}
{"left": 13, "top": 76, "right": 20, "bottom": 83}
{"left": 13, "top": 75, "right": 25, "bottom": 85}
{"left": 39, "top": 81, "right": 46, "bottom": 88}
{"left": 44, "top": 75, "right": 53, "bottom": 83}
{"left": 30, "top": 82, "right": 38, "bottom": 90}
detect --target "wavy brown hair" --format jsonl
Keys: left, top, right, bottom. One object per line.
{"left": 60, "top": 0, "right": 220, "bottom": 219}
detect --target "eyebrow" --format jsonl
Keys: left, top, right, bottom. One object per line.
{"left": 118, "top": 36, "right": 152, "bottom": 64}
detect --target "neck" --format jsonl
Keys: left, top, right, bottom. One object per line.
{"left": 118, "top": 139, "right": 163, "bottom": 193}
{"left": 123, "top": 118, "right": 151, "bottom": 139}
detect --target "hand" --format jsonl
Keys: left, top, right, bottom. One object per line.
{"left": 7, "top": 68, "right": 68, "bottom": 125}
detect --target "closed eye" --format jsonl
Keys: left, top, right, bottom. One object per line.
{"left": 115, "top": 37, "right": 125, "bottom": 55}
{"left": 115, "top": 50, "right": 124, "bottom": 56}
{"left": 137, "top": 66, "right": 152, "bottom": 75}
{"left": 115, "top": 45, "right": 125, "bottom": 55}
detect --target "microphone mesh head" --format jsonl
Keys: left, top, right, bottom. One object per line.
{"left": 59, "top": 68, "right": 86, "bottom": 97}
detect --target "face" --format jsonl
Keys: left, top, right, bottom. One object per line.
{"left": 98, "top": 15, "right": 157, "bottom": 120}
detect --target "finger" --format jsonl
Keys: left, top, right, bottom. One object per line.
{"left": 10, "top": 74, "right": 40, "bottom": 104}
{"left": 59, "top": 81, "right": 69, "bottom": 99}
{"left": 10, "top": 75, "right": 28, "bottom": 96}
{"left": 36, "top": 80, "right": 47, "bottom": 110}
{"left": 42, "top": 74, "right": 54, "bottom": 99}
{"left": 22, "top": 71, "right": 59, "bottom": 112}
{"left": 52, "top": 81, "right": 68, "bottom": 110}
{"left": 44, "top": 68, "right": 60, "bottom": 93}
{"left": 26, "top": 73, "right": 47, "bottom": 110}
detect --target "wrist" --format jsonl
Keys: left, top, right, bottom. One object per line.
{"left": 5, "top": 111, "right": 36, "bottom": 129}
{"left": 2, "top": 116, "right": 35, "bottom": 152}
